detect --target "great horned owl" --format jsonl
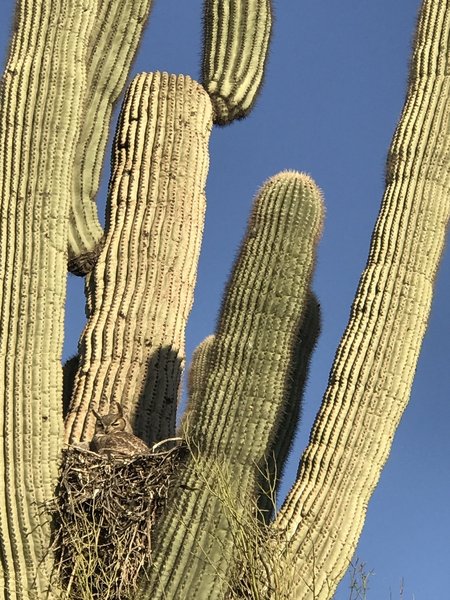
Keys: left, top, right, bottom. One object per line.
{"left": 91, "top": 403, "right": 149, "bottom": 458}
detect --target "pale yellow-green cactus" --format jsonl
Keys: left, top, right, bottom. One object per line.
{"left": 0, "top": 0, "right": 448, "bottom": 599}
{"left": 0, "top": 0, "right": 98, "bottom": 595}
{"left": 202, "top": 0, "right": 272, "bottom": 124}
{"left": 65, "top": 71, "right": 212, "bottom": 446}
{"left": 270, "top": 1, "right": 450, "bottom": 596}
{"left": 68, "top": 0, "right": 155, "bottom": 273}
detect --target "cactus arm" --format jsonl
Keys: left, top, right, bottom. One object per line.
{"left": 271, "top": 2, "right": 450, "bottom": 597}
{"left": 64, "top": 72, "right": 212, "bottom": 445}
{"left": 189, "top": 174, "right": 323, "bottom": 461}
{"left": 258, "top": 292, "right": 321, "bottom": 520}
{"left": 0, "top": 0, "right": 96, "bottom": 596}
{"left": 187, "top": 335, "right": 216, "bottom": 401}
{"left": 68, "top": 0, "right": 156, "bottom": 274}
{"left": 142, "top": 173, "right": 324, "bottom": 599}
{"left": 202, "top": 0, "right": 272, "bottom": 125}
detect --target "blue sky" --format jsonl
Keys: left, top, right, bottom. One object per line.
{"left": 1, "top": 1, "right": 449, "bottom": 598}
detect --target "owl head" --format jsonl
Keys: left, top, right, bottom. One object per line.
{"left": 92, "top": 403, "right": 132, "bottom": 435}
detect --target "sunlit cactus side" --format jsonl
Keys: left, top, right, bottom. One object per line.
{"left": 67, "top": 0, "right": 155, "bottom": 275}
{"left": 141, "top": 172, "right": 324, "bottom": 598}
{"left": 65, "top": 71, "right": 212, "bottom": 446}
{"left": 0, "top": 0, "right": 155, "bottom": 596}
{"left": 202, "top": 0, "right": 272, "bottom": 124}
{"left": 0, "top": 0, "right": 98, "bottom": 595}
{"left": 269, "top": 1, "right": 450, "bottom": 597}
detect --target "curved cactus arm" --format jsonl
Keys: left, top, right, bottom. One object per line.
{"left": 142, "top": 172, "right": 324, "bottom": 599}
{"left": 271, "top": 2, "right": 450, "bottom": 598}
{"left": 0, "top": 0, "right": 97, "bottom": 596}
{"left": 68, "top": 0, "right": 156, "bottom": 275}
{"left": 187, "top": 335, "right": 216, "bottom": 401}
{"left": 64, "top": 72, "right": 212, "bottom": 445}
{"left": 202, "top": 0, "right": 272, "bottom": 125}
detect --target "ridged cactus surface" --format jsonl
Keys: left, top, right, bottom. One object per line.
{"left": 202, "top": 0, "right": 272, "bottom": 124}
{"left": 141, "top": 172, "right": 324, "bottom": 598}
{"left": 68, "top": 0, "right": 155, "bottom": 274}
{"left": 0, "top": 0, "right": 448, "bottom": 598}
{"left": 0, "top": 0, "right": 97, "bottom": 596}
{"left": 271, "top": 2, "right": 450, "bottom": 597}
{"left": 65, "top": 72, "right": 212, "bottom": 445}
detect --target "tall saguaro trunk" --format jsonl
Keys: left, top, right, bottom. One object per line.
{"left": 271, "top": 2, "right": 450, "bottom": 596}
{"left": 0, "top": 1, "right": 97, "bottom": 594}
{"left": 0, "top": 0, "right": 155, "bottom": 596}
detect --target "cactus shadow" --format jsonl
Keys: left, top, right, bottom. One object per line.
{"left": 133, "top": 345, "right": 183, "bottom": 446}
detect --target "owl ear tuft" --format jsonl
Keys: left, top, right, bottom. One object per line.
{"left": 92, "top": 409, "right": 106, "bottom": 431}
{"left": 92, "top": 409, "right": 102, "bottom": 422}
{"left": 115, "top": 402, "right": 124, "bottom": 417}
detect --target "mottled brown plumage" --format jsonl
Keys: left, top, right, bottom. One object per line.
{"left": 91, "top": 403, "right": 149, "bottom": 458}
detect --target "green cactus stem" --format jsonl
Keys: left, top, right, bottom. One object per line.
{"left": 67, "top": 0, "right": 155, "bottom": 274}
{"left": 187, "top": 334, "right": 216, "bottom": 403}
{"left": 270, "top": 1, "right": 450, "bottom": 597}
{"left": 258, "top": 291, "right": 321, "bottom": 521}
{"left": 141, "top": 171, "right": 324, "bottom": 598}
{"left": 65, "top": 72, "right": 212, "bottom": 445}
{"left": 0, "top": 0, "right": 98, "bottom": 596}
{"left": 202, "top": 0, "right": 272, "bottom": 124}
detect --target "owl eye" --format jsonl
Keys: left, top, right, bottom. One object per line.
{"left": 111, "top": 419, "right": 122, "bottom": 428}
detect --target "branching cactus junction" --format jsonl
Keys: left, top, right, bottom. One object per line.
{"left": 0, "top": 0, "right": 448, "bottom": 598}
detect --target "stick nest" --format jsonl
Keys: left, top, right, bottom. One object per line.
{"left": 50, "top": 441, "right": 184, "bottom": 599}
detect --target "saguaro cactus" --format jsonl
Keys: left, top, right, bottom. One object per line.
{"left": 0, "top": 1, "right": 448, "bottom": 599}
{"left": 201, "top": 0, "right": 272, "bottom": 124}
